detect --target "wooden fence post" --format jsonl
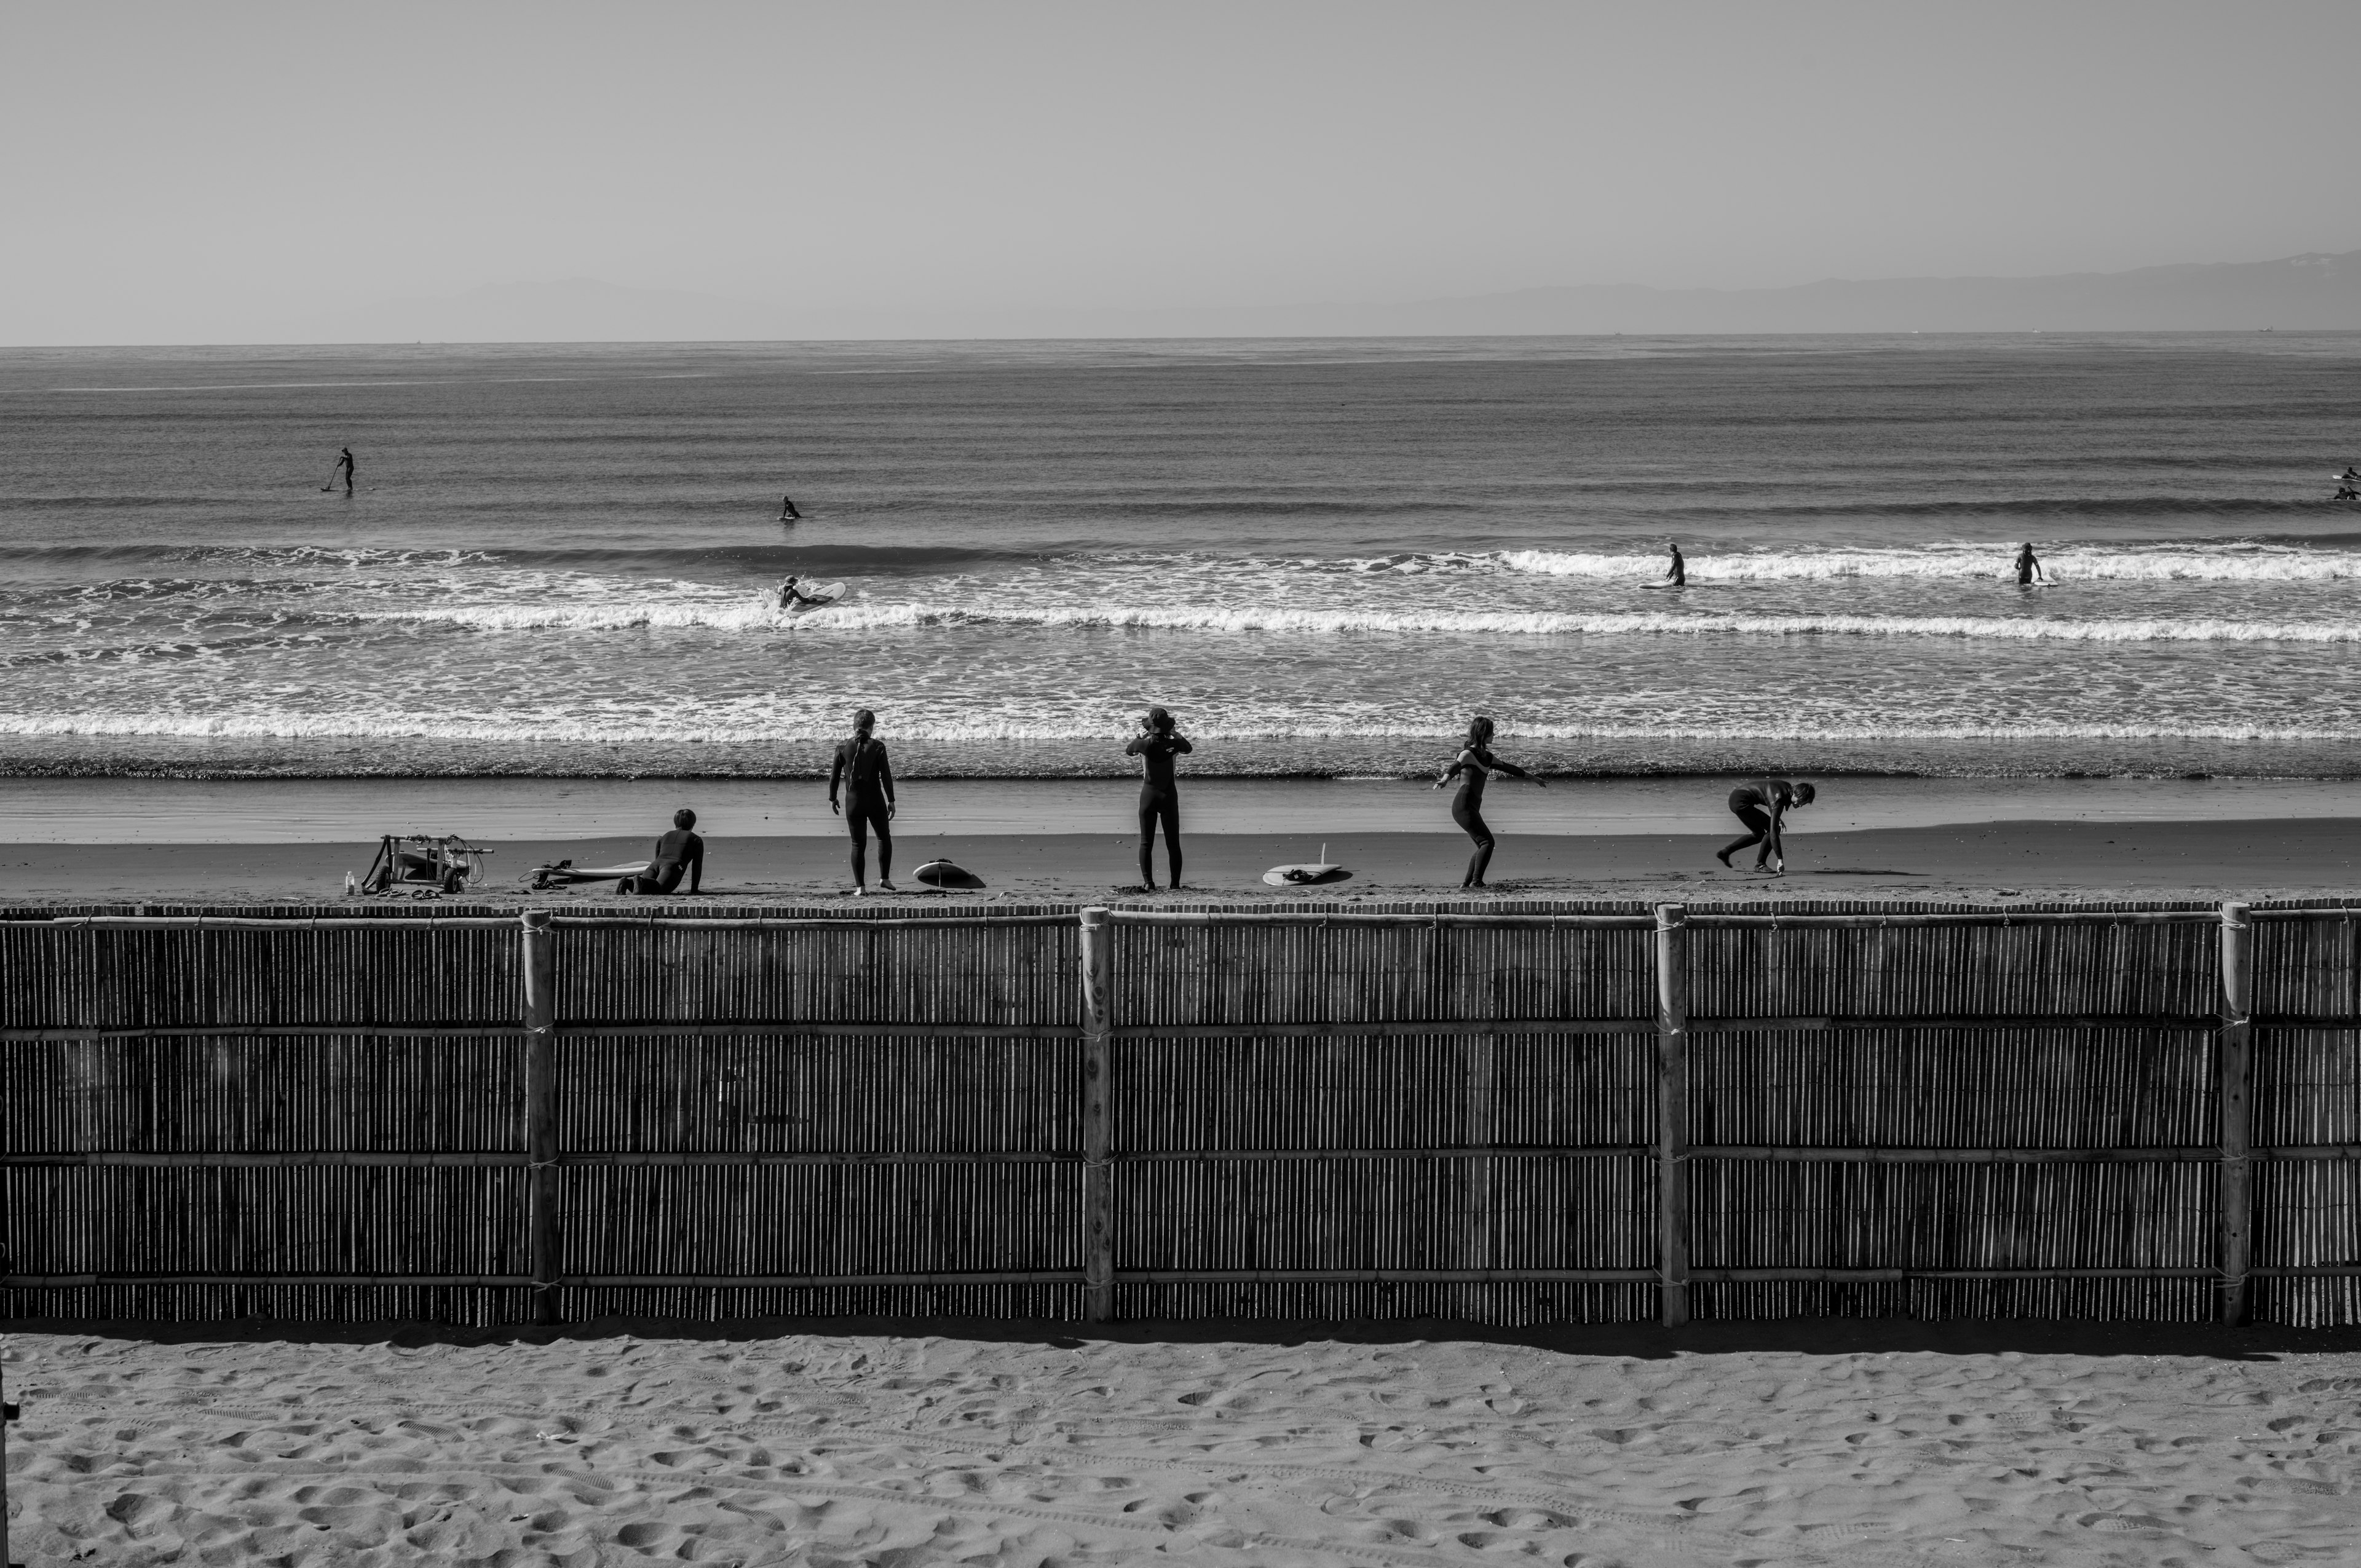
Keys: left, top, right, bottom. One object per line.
{"left": 521, "top": 909, "right": 561, "bottom": 1326}
{"left": 2218, "top": 899, "right": 2252, "bottom": 1327}
{"left": 1078, "top": 907, "right": 1115, "bottom": 1324}
{"left": 1656, "top": 904, "right": 1690, "bottom": 1328}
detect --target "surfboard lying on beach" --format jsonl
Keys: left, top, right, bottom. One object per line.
{"left": 1264, "top": 845, "right": 1352, "bottom": 886}
{"left": 914, "top": 859, "right": 986, "bottom": 889}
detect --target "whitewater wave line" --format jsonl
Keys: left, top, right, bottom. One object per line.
{"left": 1493, "top": 546, "right": 2361, "bottom": 582}
{"left": 352, "top": 600, "right": 2361, "bottom": 642}
{"left": 8, "top": 713, "right": 2360, "bottom": 745}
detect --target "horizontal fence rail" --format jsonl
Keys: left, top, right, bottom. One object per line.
{"left": 8, "top": 898, "right": 2361, "bottom": 1328}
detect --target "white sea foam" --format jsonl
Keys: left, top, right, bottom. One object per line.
{"left": 10, "top": 711, "right": 2361, "bottom": 745}
{"left": 1495, "top": 545, "right": 2361, "bottom": 582}
{"left": 364, "top": 597, "right": 2361, "bottom": 643}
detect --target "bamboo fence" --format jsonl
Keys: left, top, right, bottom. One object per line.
{"left": 6, "top": 898, "right": 2360, "bottom": 1327}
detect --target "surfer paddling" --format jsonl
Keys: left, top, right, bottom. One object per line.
{"left": 778, "top": 576, "right": 826, "bottom": 610}
{"left": 829, "top": 707, "right": 896, "bottom": 894}
{"left": 1433, "top": 716, "right": 1544, "bottom": 890}
{"left": 2014, "top": 542, "right": 2047, "bottom": 586}
{"left": 1717, "top": 778, "right": 1814, "bottom": 874}
{"left": 1125, "top": 706, "right": 1192, "bottom": 891}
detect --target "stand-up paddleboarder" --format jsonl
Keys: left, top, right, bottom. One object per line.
{"left": 324, "top": 447, "right": 355, "bottom": 494}
{"left": 1717, "top": 778, "right": 1814, "bottom": 873}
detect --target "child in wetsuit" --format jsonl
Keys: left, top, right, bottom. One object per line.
{"left": 829, "top": 708, "right": 896, "bottom": 893}
{"left": 1125, "top": 706, "right": 1193, "bottom": 889}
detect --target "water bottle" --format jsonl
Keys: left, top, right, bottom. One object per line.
{"left": 344, "top": 871, "right": 357, "bottom": 897}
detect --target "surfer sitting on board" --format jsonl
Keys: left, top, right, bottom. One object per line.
{"left": 1124, "top": 706, "right": 1193, "bottom": 891}
{"left": 1433, "top": 716, "right": 1544, "bottom": 890}
{"left": 1717, "top": 778, "right": 1814, "bottom": 873}
{"left": 2014, "top": 542, "right": 2046, "bottom": 586}
{"left": 778, "top": 576, "right": 825, "bottom": 610}
{"left": 780, "top": 494, "right": 802, "bottom": 522}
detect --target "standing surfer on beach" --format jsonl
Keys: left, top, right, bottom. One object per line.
{"left": 1125, "top": 706, "right": 1192, "bottom": 891}
{"left": 1717, "top": 778, "right": 1814, "bottom": 873}
{"left": 2014, "top": 542, "right": 2046, "bottom": 586}
{"left": 829, "top": 707, "right": 896, "bottom": 894}
{"left": 1434, "top": 716, "right": 1544, "bottom": 890}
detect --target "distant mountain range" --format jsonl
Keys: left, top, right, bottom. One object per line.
{"left": 329, "top": 250, "right": 2361, "bottom": 343}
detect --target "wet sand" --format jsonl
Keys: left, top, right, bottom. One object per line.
{"left": 6, "top": 1323, "right": 2357, "bottom": 1566}
{"left": 6, "top": 818, "right": 2361, "bottom": 907}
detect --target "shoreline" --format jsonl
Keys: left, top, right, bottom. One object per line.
{"left": 9, "top": 816, "right": 2361, "bottom": 905}
{"left": 12, "top": 772, "right": 2361, "bottom": 844}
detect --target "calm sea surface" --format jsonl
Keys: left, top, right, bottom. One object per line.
{"left": 4, "top": 335, "right": 2359, "bottom": 780}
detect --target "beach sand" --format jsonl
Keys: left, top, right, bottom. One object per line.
{"left": 6, "top": 1322, "right": 2358, "bottom": 1566}
{"left": 7, "top": 818, "right": 2361, "bottom": 907}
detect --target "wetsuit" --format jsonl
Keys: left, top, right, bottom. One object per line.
{"left": 1668, "top": 548, "right": 1685, "bottom": 586}
{"left": 628, "top": 828, "right": 704, "bottom": 894}
{"left": 333, "top": 448, "right": 354, "bottom": 494}
{"left": 830, "top": 735, "right": 895, "bottom": 884}
{"left": 1720, "top": 780, "right": 1800, "bottom": 868}
{"left": 1125, "top": 731, "right": 1192, "bottom": 887}
{"left": 2016, "top": 547, "right": 2041, "bottom": 585}
{"left": 1441, "top": 744, "right": 1532, "bottom": 887}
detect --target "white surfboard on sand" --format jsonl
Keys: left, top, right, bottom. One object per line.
{"left": 914, "top": 859, "right": 986, "bottom": 890}
{"left": 1263, "top": 843, "right": 1353, "bottom": 887}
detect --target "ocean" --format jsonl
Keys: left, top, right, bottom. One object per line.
{"left": 5, "top": 333, "right": 2360, "bottom": 784}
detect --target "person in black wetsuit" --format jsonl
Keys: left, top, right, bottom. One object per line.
{"left": 1433, "top": 715, "right": 1544, "bottom": 889}
{"left": 829, "top": 707, "right": 896, "bottom": 893}
{"left": 1717, "top": 778, "right": 1814, "bottom": 872}
{"left": 1664, "top": 542, "right": 1686, "bottom": 587}
{"left": 780, "top": 494, "right": 802, "bottom": 522}
{"left": 619, "top": 809, "right": 705, "bottom": 895}
{"left": 778, "top": 576, "right": 825, "bottom": 609}
{"left": 1125, "top": 705, "right": 1192, "bottom": 890}
{"left": 330, "top": 446, "right": 355, "bottom": 495}
{"left": 2015, "top": 542, "right": 2046, "bottom": 585}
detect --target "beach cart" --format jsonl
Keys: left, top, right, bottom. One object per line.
{"left": 360, "top": 833, "right": 494, "bottom": 895}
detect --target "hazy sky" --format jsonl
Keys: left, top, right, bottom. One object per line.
{"left": 8, "top": 1, "right": 2359, "bottom": 343}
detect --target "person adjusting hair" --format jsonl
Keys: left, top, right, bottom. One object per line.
{"left": 1124, "top": 705, "right": 1193, "bottom": 891}
{"left": 618, "top": 808, "right": 705, "bottom": 895}
{"left": 829, "top": 707, "right": 896, "bottom": 894}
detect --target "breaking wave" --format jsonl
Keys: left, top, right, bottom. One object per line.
{"left": 10, "top": 711, "right": 2361, "bottom": 745}
{"left": 363, "top": 597, "right": 2361, "bottom": 643}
